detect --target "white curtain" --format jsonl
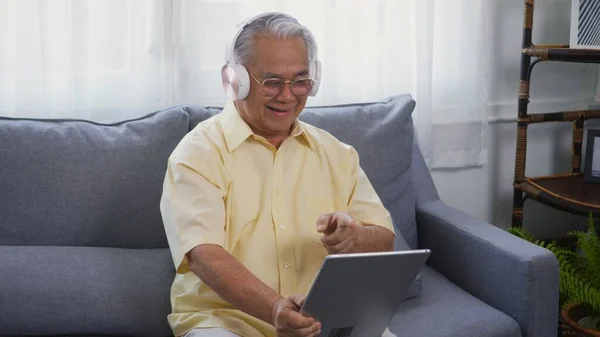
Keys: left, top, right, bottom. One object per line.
{"left": 0, "top": 0, "right": 490, "bottom": 169}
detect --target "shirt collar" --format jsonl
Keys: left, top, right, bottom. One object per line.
{"left": 220, "top": 100, "right": 314, "bottom": 152}
{"left": 220, "top": 101, "right": 254, "bottom": 153}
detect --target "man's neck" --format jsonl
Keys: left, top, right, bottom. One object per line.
{"left": 265, "top": 135, "right": 286, "bottom": 149}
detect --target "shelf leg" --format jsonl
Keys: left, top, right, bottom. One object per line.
{"left": 512, "top": 0, "right": 534, "bottom": 229}
{"left": 572, "top": 119, "right": 584, "bottom": 174}
{"left": 512, "top": 122, "right": 528, "bottom": 228}
{"left": 512, "top": 189, "right": 524, "bottom": 228}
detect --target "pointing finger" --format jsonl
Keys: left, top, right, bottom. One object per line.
{"left": 333, "top": 212, "right": 354, "bottom": 228}
{"left": 316, "top": 214, "right": 336, "bottom": 234}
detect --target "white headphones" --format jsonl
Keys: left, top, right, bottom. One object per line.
{"left": 221, "top": 12, "right": 322, "bottom": 101}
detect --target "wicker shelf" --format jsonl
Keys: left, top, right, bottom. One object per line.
{"left": 514, "top": 174, "right": 600, "bottom": 216}
{"left": 523, "top": 46, "right": 600, "bottom": 63}
{"left": 511, "top": 0, "right": 600, "bottom": 228}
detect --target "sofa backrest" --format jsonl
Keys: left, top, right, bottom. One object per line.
{"left": 0, "top": 108, "right": 190, "bottom": 248}
{"left": 0, "top": 94, "right": 419, "bottom": 249}
{"left": 186, "top": 94, "right": 419, "bottom": 249}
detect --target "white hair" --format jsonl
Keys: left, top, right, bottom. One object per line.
{"left": 232, "top": 13, "right": 318, "bottom": 66}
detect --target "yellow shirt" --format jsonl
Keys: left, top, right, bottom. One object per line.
{"left": 160, "top": 101, "right": 395, "bottom": 337}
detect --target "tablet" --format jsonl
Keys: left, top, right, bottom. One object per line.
{"left": 300, "top": 249, "right": 430, "bottom": 337}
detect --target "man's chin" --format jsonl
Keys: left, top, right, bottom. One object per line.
{"left": 263, "top": 118, "right": 295, "bottom": 136}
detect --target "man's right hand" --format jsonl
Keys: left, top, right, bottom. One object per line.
{"left": 271, "top": 295, "right": 322, "bottom": 337}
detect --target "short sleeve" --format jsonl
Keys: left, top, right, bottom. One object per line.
{"left": 346, "top": 147, "right": 396, "bottom": 235}
{"left": 160, "top": 153, "right": 227, "bottom": 274}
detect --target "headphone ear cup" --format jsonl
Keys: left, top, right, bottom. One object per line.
{"left": 221, "top": 63, "right": 250, "bottom": 100}
{"left": 309, "top": 59, "right": 321, "bottom": 96}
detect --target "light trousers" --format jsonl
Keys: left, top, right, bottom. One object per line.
{"left": 184, "top": 328, "right": 241, "bottom": 337}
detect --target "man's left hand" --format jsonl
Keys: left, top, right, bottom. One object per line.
{"left": 316, "top": 212, "right": 364, "bottom": 254}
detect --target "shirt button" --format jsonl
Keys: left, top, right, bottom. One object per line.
{"left": 284, "top": 263, "right": 290, "bottom": 269}
{"left": 275, "top": 189, "right": 281, "bottom": 195}
{"left": 280, "top": 225, "right": 286, "bottom": 231}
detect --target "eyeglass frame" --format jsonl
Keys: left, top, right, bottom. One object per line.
{"left": 249, "top": 73, "right": 315, "bottom": 97}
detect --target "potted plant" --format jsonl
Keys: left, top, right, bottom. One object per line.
{"left": 508, "top": 214, "right": 600, "bottom": 336}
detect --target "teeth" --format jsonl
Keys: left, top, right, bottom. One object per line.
{"left": 269, "top": 107, "right": 287, "bottom": 112}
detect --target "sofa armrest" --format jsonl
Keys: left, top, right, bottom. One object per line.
{"left": 417, "top": 200, "right": 559, "bottom": 337}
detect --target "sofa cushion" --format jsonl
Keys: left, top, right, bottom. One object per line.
{"left": 0, "top": 246, "right": 174, "bottom": 337}
{"left": 388, "top": 266, "right": 522, "bottom": 337}
{"left": 184, "top": 105, "right": 221, "bottom": 132}
{"left": 186, "top": 94, "right": 418, "bottom": 249}
{"left": 0, "top": 108, "right": 189, "bottom": 248}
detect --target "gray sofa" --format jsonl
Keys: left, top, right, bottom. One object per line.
{"left": 0, "top": 94, "right": 558, "bottom": 337}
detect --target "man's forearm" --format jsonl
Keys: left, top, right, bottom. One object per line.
{"left": 188, "top": 244, "right": 283, "bottom": 325}
{"left": 360, "top": 225, "right": 395, "bottom": 252}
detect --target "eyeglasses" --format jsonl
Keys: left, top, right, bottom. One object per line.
{"left": 250, "top": 74, "right": 314, "bottom": 97}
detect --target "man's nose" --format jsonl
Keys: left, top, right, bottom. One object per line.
{"left": 276, "top": 82, "right": 295, "bottom": 101}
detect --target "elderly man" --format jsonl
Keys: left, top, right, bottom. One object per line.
{"left": 160, "top": 12, "right": 396, "bottom": 337}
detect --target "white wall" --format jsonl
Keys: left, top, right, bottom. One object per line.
{"left": 430, "top": 0, "right": 600, "bottom": 239}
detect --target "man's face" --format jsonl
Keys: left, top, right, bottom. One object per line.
{"left": 235, "top": 35, "right": 310, "bottom": 140}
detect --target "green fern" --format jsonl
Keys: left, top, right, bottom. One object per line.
{"left": 508, "top": 213, "right": 600, "bottom": 317}
{"left": 569, "top": 218, "right": 600, "bottom": 290}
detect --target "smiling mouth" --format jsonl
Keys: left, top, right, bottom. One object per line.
{"left": 267, "top": 106, "right": 293, "bottom": 114}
